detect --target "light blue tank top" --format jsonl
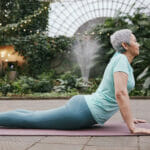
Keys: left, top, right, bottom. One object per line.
{"left": 84, "top": 51, "right": 135, "bottom": 125}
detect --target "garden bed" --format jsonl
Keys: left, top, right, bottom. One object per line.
{"left": 0, "top": 92, "right": 150, "bottom": 100}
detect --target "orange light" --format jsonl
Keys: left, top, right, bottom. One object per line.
{"left": 1, "top": 51, "right": 6, "bottom": 58}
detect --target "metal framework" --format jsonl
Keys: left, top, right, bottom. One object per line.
{"left": 47, "top": 0, "right": 150, "bottom": 37}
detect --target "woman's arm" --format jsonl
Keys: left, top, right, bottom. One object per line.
{"left": 114, "top": 72, "right": 150, "bottom": 134}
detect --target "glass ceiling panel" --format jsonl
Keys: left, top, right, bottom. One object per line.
{"left": 47, "top": 0, "right": 150, "bottom": 37}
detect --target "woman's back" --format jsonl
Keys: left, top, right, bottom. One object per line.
{"left": 84, "top": 51, "right": 135, "bottom": 125}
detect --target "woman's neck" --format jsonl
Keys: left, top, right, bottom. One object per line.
{"left": 123, "top": 52, "right": 134, "bottom": 64}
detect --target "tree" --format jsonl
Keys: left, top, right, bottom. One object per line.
{"left": 0, "top": 0, "right": 49, "bottom": 44}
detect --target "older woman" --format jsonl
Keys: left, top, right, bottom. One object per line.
{"left": 84, "top": 29, "right": 150, "bottom": 134}
{"left": 0, "top": 29, "right": 149, "bottom": 134}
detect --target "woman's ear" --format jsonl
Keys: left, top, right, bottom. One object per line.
{"left": 121, "top": 42, "right": 128, "bottom": 51}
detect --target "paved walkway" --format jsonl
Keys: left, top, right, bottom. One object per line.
{"left": 0, "top": 99, "right": 150, "bottom": 150}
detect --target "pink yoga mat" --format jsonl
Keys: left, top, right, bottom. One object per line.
{"left": 0, "top": 122, "right": 150, "bottom": 136}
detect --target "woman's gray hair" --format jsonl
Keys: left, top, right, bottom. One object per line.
{"left": 110, "top": 29, "right": 132, "bottom": 53}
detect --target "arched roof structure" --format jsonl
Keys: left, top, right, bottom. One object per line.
{"left": 47, "top": 0, "right": 150, "bottom": 37}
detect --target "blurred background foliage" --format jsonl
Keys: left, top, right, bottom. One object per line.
{"left": 0, "top": 1, "right": 150, "bottom": 97}
{"left": 0, "top": 0, "right": 49, "bottom": 37}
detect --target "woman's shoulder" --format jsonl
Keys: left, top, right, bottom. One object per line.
{"left": 110, "top": 51, "right": 133, "bottom": 73}
{"left": 111, "top": 51, "right": 127, "bottom": 63}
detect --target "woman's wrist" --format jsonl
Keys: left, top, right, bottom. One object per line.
{"left": 129, "top": 122, "right": 136, "bottom": 133}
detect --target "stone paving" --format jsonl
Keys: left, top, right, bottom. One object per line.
{"left": 0, "top": 99, "right": 149, "bottom": 150}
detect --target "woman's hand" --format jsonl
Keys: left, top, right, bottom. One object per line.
{"left": 133, "top": 118, "right": 147, "bottom": 124}
{"left": 130, "top": 119, "right": 150, "bottom": 134}
{"left": 131, "top": 127, "right": 150, "bottom": 134}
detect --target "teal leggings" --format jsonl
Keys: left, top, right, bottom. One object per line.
{"left": 0, "top": 95, "right": 97, "bottom": 129}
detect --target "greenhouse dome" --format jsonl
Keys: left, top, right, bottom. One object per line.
{"left": 47, "top": 0, "right": 150, "bottom": 37}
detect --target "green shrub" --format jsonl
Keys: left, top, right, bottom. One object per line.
{"left": 32, "top": 79, "right": 53, "bottom": 93}
{"left": 0, "top": 82, "right": 12, "bottom": 96}
{"left": 52, "top": 71, "right": 102, "bottom": 94}
{"left": 12, "top": 76, "right": 33, "bottom": 94}
{"left": 36, "top": 70, "right": 56, "bottom": 81}
{"left": 0, "top": 75, "right": 13, "bottom": 96}
{"left": 11, "top": 75, "right": 53, "bottom": 94}
{"left": 52, "top": 71, "right": 78, "bottom": 93}
{"left": 60, "top": 71, "right": 77, "bottom": 89}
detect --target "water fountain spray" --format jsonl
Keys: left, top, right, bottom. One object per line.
{"left": 72, "top": 34, "right": 99, "bottom": 82}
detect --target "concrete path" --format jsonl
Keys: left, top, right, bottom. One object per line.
{"left": 0, "top": 99, "right": 149, "bottom": 150}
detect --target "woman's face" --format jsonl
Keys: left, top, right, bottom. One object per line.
{"left": 128, "top": 34, "right": 140, "bottom": 56}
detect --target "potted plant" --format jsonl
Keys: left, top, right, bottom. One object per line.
{"left": 7, "top": 62, "right": 17, "bottom": 81}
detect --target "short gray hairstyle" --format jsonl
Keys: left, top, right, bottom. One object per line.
{"left": 110, "top": 29, "right": 132, "bottom": 53}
